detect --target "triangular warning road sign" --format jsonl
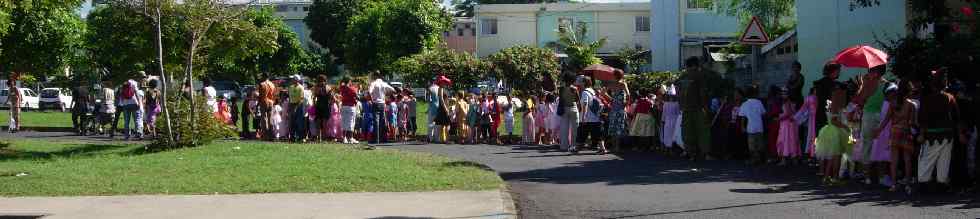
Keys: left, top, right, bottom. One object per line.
{"left": 739, "top": 16, "right": 770, "bottom": 45}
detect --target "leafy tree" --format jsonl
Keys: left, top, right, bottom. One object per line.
{"left": 557, "top": 22, "right": 606, "bottom": 72}
{"left": 614, "top": 46, "right": 647, "bottom": 74}
{"left": 714, "top": 0, "right": 796, "bottom": 34}
{"left": 299, "top": 46, "right": 340, "bottom": 78}
{"left": 487, "top": 45, "right": 560, "bottom": 92}
{"left": 86, "top": 5, "right": 187, "bottom": 83}
{"left": 0, "top": 0, "right": 86, "bottom": 78}
{"left": 344, "top": 0, "right": 452, "bottom": 73}
{"left": 304, "top": 0, "right": 368, "bottom": 65}
{"left": 206, "top": 6, "right": 295, "bottom": 84}
{"left": 391, "top": 46, "right": 489, "bottom": 90}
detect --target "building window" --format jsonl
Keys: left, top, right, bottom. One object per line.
{"left": 275, "top": 5, "right": 288, "bottom": 12}
{"left": 464, "top": 24, "right": 471, "bottom": 29}
{"left": 687, "top": 0, "right": 713, "bottom": 9}
{"left": 303, "top": 6, "right": 309, "bottom": 11}
{"left": 635, "top": 16, "right": 650, "bottom": 32}
{"left": 458, "top": 28, "right": 464, "bottom": 36}
{"left": 481, "top": 18, "right": 498, "bottom": 35}
{"left": 471, "top": 28, "right": 476, "bottom": 36}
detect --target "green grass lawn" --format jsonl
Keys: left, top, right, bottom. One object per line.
{"left": 0, "top": 110, "right": 73, "bottom": 128}
{"left": 0, "top": 139, "right": 502, "bottom": 196}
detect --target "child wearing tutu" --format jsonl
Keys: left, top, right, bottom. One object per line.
{"left": 815, "top": 83, "right": 852, "bottom": 185}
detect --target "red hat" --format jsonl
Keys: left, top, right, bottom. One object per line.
{"left": 436, "top": 75, "right": 452, "bottom": 87}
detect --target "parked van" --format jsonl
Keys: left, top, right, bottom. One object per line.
{"left": 1, "top": 88, "right": 40, "bottom": 109}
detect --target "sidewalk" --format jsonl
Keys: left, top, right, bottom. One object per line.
{"left": 0, "top": 190, "right": 516, "bottom": 219}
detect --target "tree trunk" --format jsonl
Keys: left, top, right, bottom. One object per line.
{"left": 185, "top": 32, "right": 199, "bottom": 145}
{"left": 155, "top": 5, "right": 176, "bottom": 146}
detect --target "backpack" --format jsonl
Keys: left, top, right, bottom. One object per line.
{"left": 586, "top": 90, "right": 602, "bottom": 115}
{"left": 122, "top": 82, "right": 135, "bottom": 99}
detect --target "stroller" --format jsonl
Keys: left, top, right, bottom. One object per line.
{"left": 77, "top": 100, "right": 98, "bottom": 136}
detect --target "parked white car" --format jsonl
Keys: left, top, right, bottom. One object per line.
{"left": 0, "top": 88, "right": 40, "bottom": 109}
{"left": 40, "top": 88, "right": 72, "bottom": 112}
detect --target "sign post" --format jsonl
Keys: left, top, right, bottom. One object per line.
{"left": 739, "top": 16, "right": 770, "bottom": 85}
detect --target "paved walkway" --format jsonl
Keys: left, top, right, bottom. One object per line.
{"left": 382, "top": 144, "right": 980, "bottom": 219}
{"left": 0, "top": 191, "right": 514, "bottom": 219}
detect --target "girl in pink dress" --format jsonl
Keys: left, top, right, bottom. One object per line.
{"left": 777, "top": 88, "right": 800, "bottom": 164}
{"left": 795, "top": 89, "right": 818, "bottom": 157}
{"left": 329, "top": 94, "right": 343, "bottom": 141}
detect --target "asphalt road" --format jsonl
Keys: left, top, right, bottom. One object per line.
{"left": 380, "top": 143, "right": 980, "bottom": 219}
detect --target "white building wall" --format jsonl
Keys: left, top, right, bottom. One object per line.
{"left": 476, "top": 11, "right": 537, "bottom": 57}
{"left": 595, "top": 11, "right": 652, "bottom": 54}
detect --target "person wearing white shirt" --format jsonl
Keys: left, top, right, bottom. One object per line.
{"left": 738, "top": 87, "right": 767, "bottom": 164}
{"left": 368, "top": 72, "right": 394, "bottom": 143}
{"left": 202, "top": 79, "right": 218, "bottom": 113}
{"left": 577, "top": 77, "right": 607, "bottom": 154}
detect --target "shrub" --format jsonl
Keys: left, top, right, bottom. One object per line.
{"left": 487, "top": 45, "right": 560, "bottom": 92}
{"left": 624, "top": 71, "right": 683, "bottom": 92}
{"left": 152, "top": 95, "right": 236, "bottom": 149}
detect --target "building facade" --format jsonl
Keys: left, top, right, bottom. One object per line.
{"left": 254, "top": 0, "right": 317, "bottom": 49}
{"left": 796, "top": 0, "right": 907, "bottom": 90}
{"left": 651, "top": 0, "right": 739, "bottom": 71}
{"left": 443, "top": 18, "right": 477, "bottom": 54}
{"left": 475, "top": 2, "right": 652, "bottom": 58}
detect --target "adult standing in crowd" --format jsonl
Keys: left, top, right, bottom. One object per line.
{"left": 314, "top": 75, "right": 332, "bottom": 142}
{"left": 916, "top": 70, "right": 966, "bottom": 189}
{"left": 6, "top": 73, "right": 20, "bottom": 132}
{"left": 118, "top": 72, "right": 144, "bottom": 140}
{"left": 677, "top": 57, "right": 718, "bottom": 160}
{"left": 428, "top": 78, "right": 441, "bottom": 142}
{"left": 288, "top": 75, "right": 308, "bottom": 142}
{"left": 369, "top": 71, "right": 394, "bottom": 144}
{"left": 606, "top": 70, "right": 630, "bottom": 152}
{"left": 813, "top": 62, "right": 842, "bottom": 134}
{"left": 203, "top": 79, "right": 218, "bottom": 113}
{"left": 578, "top": 75, "right": 607, "bottom": 154}
{"left": 339, "top": 77, "right": 359, "bottom": 144}
{"left": 145, "top": 79, "right": 161, "bottom": 138}
{"left": 557, "top": 71, "right": 580, "bottom": 152}
{"left": 258, "top": 74, "right": 278, "bottom": 140}
{"left": 787, "top": 62, "right": 805, "bottom": 104}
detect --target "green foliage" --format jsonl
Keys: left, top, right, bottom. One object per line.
{"left": 0, "top": 0, "right": 85, "bottom": 77}
{"left": 153, "top": 96, "right": 236, "bottom": 149}
{"left": 391, "top": 46, "right": 489, "bottom": 90}
{"left": 624, "top": 71, "right": 682, "bottom": 93}
{"left": 86, "top": 5, "right": 186, "bottom": 83}
{"left": 344, "top": 0, "right": 452, "bottom": 74}
{"left": 299, "top": 46, "right": 339, "bottom": 79}
{"left": 614, "top": 46, "right": 647, "bottom": 74}
{"left": 207, "top": 6, "right": 301, "bottom": 83}
{"left": 557, "top": 22, "right": 606, "bottom": 72}
{"left": 486, "top": 45, "right": 560, "bottom": 92}
{"left": 305, "top": 0, "right": 366, "bottom": 65}
{"left": 715, "top": 0, "right": 796, "bottom": 35}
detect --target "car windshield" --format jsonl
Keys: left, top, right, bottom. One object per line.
{"left": 0, "top": 90, "right": 7, "bottom": 96}
{"left": 41, "top": 89, "right": 60, "bottom": 98}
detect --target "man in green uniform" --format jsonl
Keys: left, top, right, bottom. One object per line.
{"left": 677, "top": 57, "right": 722, "bottom": 161}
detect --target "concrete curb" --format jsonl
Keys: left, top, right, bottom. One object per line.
{"left": 498, "top": 185, "right": 519, "bottom": 219}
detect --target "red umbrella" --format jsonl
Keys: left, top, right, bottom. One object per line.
{"left": 581, "top": 64, "right": 618, "bottom": 81}
{"left": 435, "top": 75, "right": 452, "bottom": 87}
{"left": 833, "top": 45, "right": 889, "bottom": 68}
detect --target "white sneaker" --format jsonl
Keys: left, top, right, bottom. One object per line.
{"left": 342, "top": 138, "right": 350, "bottom": 144}
{"left": 351, "top": 139, "right": 360, "bottom": 144}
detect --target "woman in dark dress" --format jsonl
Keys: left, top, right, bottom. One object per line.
{"left": 314, "top": 75, "right": 332, "bottom": 142}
